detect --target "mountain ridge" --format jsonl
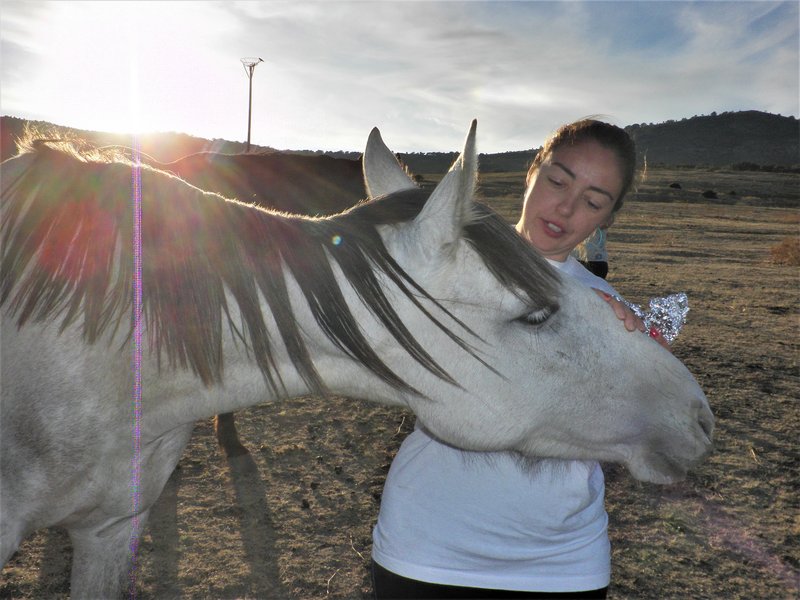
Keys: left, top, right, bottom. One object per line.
{"left": 1, "top": 110, "right": 797, "bottom": 172}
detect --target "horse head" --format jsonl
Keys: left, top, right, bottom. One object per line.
{"left": 357, "top": 120, "right": 713, "bottom": 484}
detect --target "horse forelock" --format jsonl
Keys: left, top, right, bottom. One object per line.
{"left": 1, "top": 137, "right": 560, "bottom": 399}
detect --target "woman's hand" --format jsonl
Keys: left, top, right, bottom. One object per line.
{"left": 592, "top": 289, "right": 672, "bottom": 351}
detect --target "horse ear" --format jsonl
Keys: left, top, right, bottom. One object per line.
{"left": 411, "top": 120, "right": 478, "bottom": 253}
{"left": 363, "top": 127, "right": 417, "bottom": 198}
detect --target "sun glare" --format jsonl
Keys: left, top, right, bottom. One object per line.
{"left": 10, "top": 2, "right": 258, "bottom": 144}
{"left": 25, "top": 2, "right": 151, "bottom": 136}
{"left": 22, "top": 2, "right": 218, "bottom": 137}
{"left": 121, "top": 3, "right": 145, "bottom": 135}
{"left": 128, "top": 52, "right": 142, "bottom": 135}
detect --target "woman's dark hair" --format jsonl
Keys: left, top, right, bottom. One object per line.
{"left": 526, "top": 119, "right": 639, "bottom": 212}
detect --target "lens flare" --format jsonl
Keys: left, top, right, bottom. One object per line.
{"left": 128, "top": 134, "right": 143, "bottom": 599}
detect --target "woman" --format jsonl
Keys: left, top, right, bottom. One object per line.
{"left": 371, "top": 120, "right": 666, "bottom": 599}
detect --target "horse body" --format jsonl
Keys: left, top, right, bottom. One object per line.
{"left": 155, "top": 151, "right": 365, "bottom": 215}
{"left": 1, "top": 122, "right": 713, "bottom": 597}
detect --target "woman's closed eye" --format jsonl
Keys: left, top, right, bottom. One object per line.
{"left": 586, "top": 197, "right": 603, "bottom": 210}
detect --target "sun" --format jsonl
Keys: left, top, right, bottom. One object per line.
{"left": 127, "top": 53, "right": 143, "bottom": 135}
{"left": 8, "top": 2, "right": 244, "bottom": 141}
{"left": 109, "top": 3, "right": 147, "bottom": 135}
{"left": 12, "top": 3, "right": 147, "bottom": 136}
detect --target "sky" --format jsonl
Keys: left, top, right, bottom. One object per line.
{"left": 1, "top": 1, "right": 798, "bottom": 153}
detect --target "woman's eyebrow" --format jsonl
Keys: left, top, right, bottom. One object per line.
{"left": 551, "top": 161, "right": 615, "bottom": 203}
{"left": 551, "top": 161, "right": 576, "bottom": 180}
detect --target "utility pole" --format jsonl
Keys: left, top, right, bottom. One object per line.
{"left": 240, "top": 57, "right": 264, "bottom": 152}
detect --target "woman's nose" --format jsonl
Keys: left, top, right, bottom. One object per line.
{"left": 555, "top": 193, "right": 578, "bottom": 216}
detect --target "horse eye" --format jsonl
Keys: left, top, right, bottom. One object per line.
{"left": 515, "top": 306, "right": 554, "bottom": 326}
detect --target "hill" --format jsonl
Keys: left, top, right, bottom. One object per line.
{"left": 2, "top": 110, "right": 798, "bottom": 171}
{"left": 626, "top": 111, "right": 799, "bottom": 167}
{"left": 396, "top": 111, "right": 798, "bottom": 173}
{"left": 325, "top": 111, "right": 799, "bottom": 173}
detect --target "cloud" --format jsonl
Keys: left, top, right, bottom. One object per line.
{"left": 2, "top": 1, "right": 797, "bottom": 153}
{"left": 0, "top": 2, "right": 48, "bottom": 107}
{"left": 237, "top": 0, "right": 798, "bottom": 151}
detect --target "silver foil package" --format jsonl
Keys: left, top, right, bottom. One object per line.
{"left": 621, "top": 292, "right": 689, "bottom": 344}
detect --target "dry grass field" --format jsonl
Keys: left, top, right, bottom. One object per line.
{"left": 1, "top": 166, "right": 798, "bottom": 599}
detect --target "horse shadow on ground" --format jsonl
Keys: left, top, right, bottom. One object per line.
{"left": 221, "top": 452, "right": 288, "bottom": 598}
{"left": 143, "top": 464, "right": 181, "bottom": 598}
{"left": 143, "top": 450, "right": 288, "bottom": 599}
{"left": 34, "top": 528, "right": 70, "bottom": 596}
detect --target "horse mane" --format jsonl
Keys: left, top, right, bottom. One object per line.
{"left": 1, "top": 135, "right": 560, "bottom": 398}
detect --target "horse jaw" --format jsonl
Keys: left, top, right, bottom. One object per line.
{"left": 510, "top": 274, "right": 715, "bottom": 484}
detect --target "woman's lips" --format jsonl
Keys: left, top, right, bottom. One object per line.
{"left": 541, "top": 218, "right": 565, "bottom": 237}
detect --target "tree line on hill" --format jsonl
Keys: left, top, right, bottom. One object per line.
{"left": 626, "top": 111, "right": 798, "bottom": 168}
{"left": 395, "top": 111, "right": 798, "bottom": 173}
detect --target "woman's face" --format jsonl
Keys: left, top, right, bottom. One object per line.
{"left": 516, "top": 139, "right": 623, "bottom": 262}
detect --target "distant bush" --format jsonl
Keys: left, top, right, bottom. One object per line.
{"left": 770, "top": 236, "right": 800, "bottom": 266}
{"left": 702, "top": 190, "right": 718, "bottom": 199}
{"left": 731, "top": 162, "right": 761, "bottom": 171}
{"left": 669, "top": 182, "right": 682, "bottom": 189}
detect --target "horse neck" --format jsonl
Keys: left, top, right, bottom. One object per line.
{"left": 140, "top": 276, "right": 404, "bottom": 435}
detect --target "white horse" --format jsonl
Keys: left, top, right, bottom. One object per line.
{"left": 0, "top": 122, "right": 713, "bottom": 598}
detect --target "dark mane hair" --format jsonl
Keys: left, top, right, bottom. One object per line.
{"left": 1, "top": 137, "right": 560, "bottom": 397}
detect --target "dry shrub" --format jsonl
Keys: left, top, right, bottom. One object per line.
{"left": 770, "top": 236, "right": 800, "bottom": 265}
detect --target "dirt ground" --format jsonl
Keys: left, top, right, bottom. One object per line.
{"left": 1, "top": 167, "right": 798, "bottom": 599}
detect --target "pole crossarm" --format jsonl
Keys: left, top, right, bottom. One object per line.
{"left": 241, "top": 57, "right": 262, "bottom": 77}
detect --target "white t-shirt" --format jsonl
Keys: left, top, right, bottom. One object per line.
{"left": 372, "top": 256, "right": 618, "bottom": 593}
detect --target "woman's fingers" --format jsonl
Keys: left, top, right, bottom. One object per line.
{"left": 648, "top": 326, "right": 673, "bottom": 351}
{"left": 591, "top": 289, "right": 673, "bottom": 352}
{"left": 593, "top": 289, "right": 643, "bottom": 331}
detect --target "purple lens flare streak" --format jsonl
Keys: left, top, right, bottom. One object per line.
{"left": 128, "top": 134, "right": 143, "bottom": 598}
